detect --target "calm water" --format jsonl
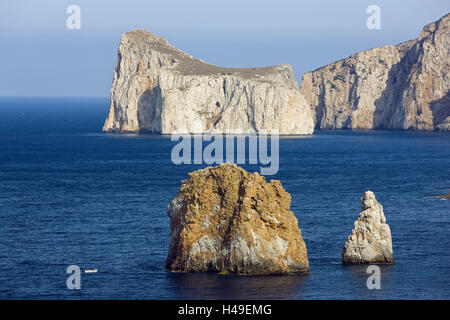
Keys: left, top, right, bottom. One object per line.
{"left": 0, "top": 96, "right": 449, "bottom": 299}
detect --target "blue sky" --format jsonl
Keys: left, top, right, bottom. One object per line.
{"left": 1, "top": 0, "right": 449, "bottom": 97}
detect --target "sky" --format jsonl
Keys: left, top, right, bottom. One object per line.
{"left": 0, "top": 0, "right": 449, "bottom": 97}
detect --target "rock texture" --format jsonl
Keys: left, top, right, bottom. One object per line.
{"left": 342, "top": 191, "right": 394, "bottom": 264}
{"left": 300, "top": 13, "right": 450, "bottom": 131}
{"left": 166, "top": 163, "right": 309, "bottom": 274}
{"left": 103, "top": 30, "right": 314, "bottom": 134}
{"left": 432, "top": 192, "right": 450, "bottom": 200}
{"left": 437, "top": 116, "right": 450, "bottom": 131}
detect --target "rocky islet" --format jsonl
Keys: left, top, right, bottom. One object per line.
{"left": 166, "top": 163, "right": 310, "bottom": 275}
{"left": 166, "top": 165, "right": 396, "bottom": 275}
{"left": 103, "top": 30, "right": 314, "bottom": 135}
{"left": 342, "top": 191, "right": 395, "bottom": 264}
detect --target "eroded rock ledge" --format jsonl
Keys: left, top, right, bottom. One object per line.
{"left": 166, "top": 163, "right": 309, "bottom": 275}
{"left": 342, "top": 191, "right": 395, "bottom": 264}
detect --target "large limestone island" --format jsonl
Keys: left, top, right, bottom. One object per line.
{"left": 103, "top": 13, "right": 449, "bottom": 134}
{"left": 300, "top": 13, "right": 450, "bottom": 131}
{"left": 102, "top": 30, "right": 314, "bottom": 134}
{"left": 166, "top": 163, "right": 309, "bottom": 275}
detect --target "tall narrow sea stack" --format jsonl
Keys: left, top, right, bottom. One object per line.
{"left": 342, "top": 191, "right": 394, "bottom": 264}
{"left": 166, "top": 163, "right": 310, "bottom": 275}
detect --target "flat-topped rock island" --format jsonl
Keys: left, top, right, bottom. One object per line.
{"left": 103, "top": 30, "right": 315, "bottom": 134}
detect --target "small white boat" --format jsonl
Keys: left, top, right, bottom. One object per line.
{"left": 84, "top": 269, "right": 98, "bottom": 273}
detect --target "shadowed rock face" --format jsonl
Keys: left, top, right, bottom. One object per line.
{"left": 166, "top": 163, "right": 309, "bottom": 275}
{"left": 300, "top": 13, "right": 450, "bottom": 131}
{"left": 437, "top": 116, "right": 450, "bottom": 132}
{"left": 342, "top": 191, "right": 394, "bottom": 264}
{"left": 103, "top": 30, "right": 315, "bottom": 134}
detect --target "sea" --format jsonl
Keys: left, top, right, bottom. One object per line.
{"left": 0, "top": 96, "right": 449, "bottom": 299}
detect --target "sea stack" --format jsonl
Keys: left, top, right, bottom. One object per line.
{"left": 342, "top": 191, "right": 395, "bottom": 264}
{"left": 103, "top": 30, "right": 315, "bottom": 134}
{"left": 166, "top": 163, "right": 309, "bottom": 275}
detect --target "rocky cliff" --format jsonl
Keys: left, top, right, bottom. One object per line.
{"left": 166, "top": 163, "right": 309, "bottom": 275}
{"left": 300, "top": 13, "right": 450, "bottom": 131}
{"left": 103, "top": 30, "right": 314, "bottom": 134}
{"left": 342, "top": 191, "right": 394, "bottom": 264}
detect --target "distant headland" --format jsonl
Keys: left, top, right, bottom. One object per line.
{"left": 103, "top": 13, "right": 449, "bottom": 134}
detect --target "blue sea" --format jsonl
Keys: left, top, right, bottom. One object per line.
{"left": 0, "top": 96, "right": 449, "bottom": 299}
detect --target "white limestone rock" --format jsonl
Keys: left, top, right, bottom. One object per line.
{"left": 437, "top": 116, "right": 450, "bottom": 131}
{"left": 300, "top": 13, "right": 450, "bottom": 131}
{"left": 103, "top": 30, "right": 315, "bottom": 135}
{"left": 342, "top": 191, "right": 395, "bottom": 264}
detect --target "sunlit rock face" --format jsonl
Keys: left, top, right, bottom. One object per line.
{"left": 166, "top": 163, "right": 310, "bottom": 275}
{"left": 342, "top": 191, "right": 394, "bottom": 264}
{"left": 103, "top": 30, "right": 315, "bottom": 135}
{"left": 300, "top": 13, "right": 450, "bottom": 131}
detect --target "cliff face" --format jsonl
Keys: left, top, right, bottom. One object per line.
{"left": 103, "top": 30, "right": 315, "bottom": 134}
{"left": 300, "top": 13, "right": 450, "bottom": 131}
{"left": 166, "top": 163, "right": 309, "bottom": 275}
{"left": 104, "top": 14, "right": 448, "bottom": 134}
